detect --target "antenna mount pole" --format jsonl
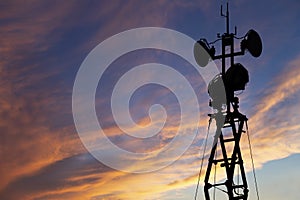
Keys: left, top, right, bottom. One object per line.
{"left": 221, "top": 2, "right": 230, "bottom": 34}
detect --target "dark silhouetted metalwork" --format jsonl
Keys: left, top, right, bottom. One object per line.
{"left": 193, "top": 2, "right": 262, "bottom": 200}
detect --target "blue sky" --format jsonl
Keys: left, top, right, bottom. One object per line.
{"left": 0, "top": 0, "right": 300, "bottom": 199}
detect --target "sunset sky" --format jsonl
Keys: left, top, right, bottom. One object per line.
{"left": 1, "top": 0, "right": 300, "bottom": 200}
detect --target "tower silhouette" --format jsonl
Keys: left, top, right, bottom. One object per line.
{"left": 193, "top": 3, "right": 262, "bottom": 200}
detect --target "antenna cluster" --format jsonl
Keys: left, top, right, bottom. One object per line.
{"left": 193, "top": 2, "right": 262, "bottom": 112}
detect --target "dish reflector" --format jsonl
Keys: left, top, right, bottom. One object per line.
{"left": 225, "top": 63, "right": 249, "bottom": 91}
{"left": 242, "top": 29, "right": 262, "bottom": 57}
{"left": 193, "top": 40, "right": 211, "bottom": 67}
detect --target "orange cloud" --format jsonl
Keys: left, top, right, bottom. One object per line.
{"left": 1, "top": 1, "right": 300, "bottom": 200}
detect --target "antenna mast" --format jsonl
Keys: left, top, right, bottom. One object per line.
{"left": 193, "top": 2, "right": 262, "bottom": 200}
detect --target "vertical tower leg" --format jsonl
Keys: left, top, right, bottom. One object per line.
{"left": 204, "top": 112, "right": 248, "bottom": 200}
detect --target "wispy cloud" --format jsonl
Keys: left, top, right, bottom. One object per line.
{"left": 0, "top": 0, "right": 85, "bottom": 194}
{"left": 240, "top": 54, "right": 300, "bottom": 168}
{"left": 1, "top": 1, "right": 300, "bottom": 200}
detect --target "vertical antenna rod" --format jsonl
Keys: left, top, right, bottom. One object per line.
{"left": 221, "top": 2, "right": 230, "bottom": 34}
{"left": 226, "top": 3, "right": 229, "bottom": 34}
